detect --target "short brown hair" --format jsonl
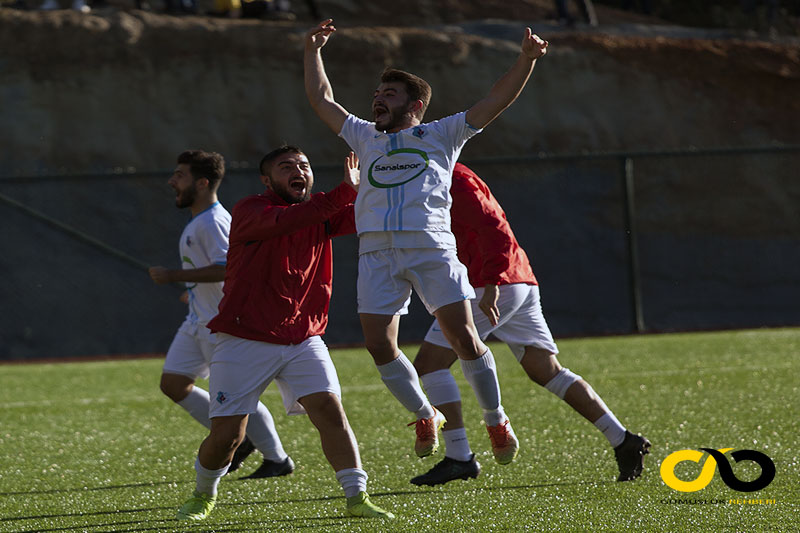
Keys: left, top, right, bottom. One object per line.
{"left": 177, "top": 150, "right": 225, "bottom": 192}
{"left": 259, "top": 145, "right": 305, "bottom": 177}
{"left": 381, "top": 68, "right": 431, "bottom": 120}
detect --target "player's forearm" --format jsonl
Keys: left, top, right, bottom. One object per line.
{"left": 171, "top": 264, "right": 226, "bottom": 283}
{"left": 304, "top": 49, "right": 334, "bottom": 113}
{"left": 492, "top": 52, "right": 536, "bottom": 106}
{"left": 232, "top": 183, "right": 355, "bottom": 241}
{"left": 466, "top": 53, "right": 535, "bottom": 129}
{"left": 304, "top": 48, "right": 348, "bottom": 132}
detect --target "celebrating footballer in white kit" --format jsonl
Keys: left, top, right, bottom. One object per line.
{"left": 305, "top": 19, "right": 548, "bottom": 464}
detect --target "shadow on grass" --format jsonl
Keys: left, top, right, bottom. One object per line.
{"left": 1, "top": 477, "right": 616, "bottom": 528}
{"left": 13, "top": 516, "right": 359, "bottom": 533}
{"left": 368, "top": 478, "right": 617, "bottom": 497}
{"left": 0, "top": 479, "right": 194, "bottom": 497}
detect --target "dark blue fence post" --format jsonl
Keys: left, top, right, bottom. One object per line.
{"left": 621, "top": 156, "right": 645, "bottom": 333}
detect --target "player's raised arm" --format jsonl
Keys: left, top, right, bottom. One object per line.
{"left": 465, "top": 28, "right": 548, "bottom": 130}
{"left": 304, "top": 19, "right": 349, "bottom": 134}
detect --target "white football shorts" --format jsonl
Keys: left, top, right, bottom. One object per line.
{"left": 162, "top": 319, "right": 215, "bottom": 379}
{"left": 357, "top": 248, "right": 475, "bottom": 315}
{"left": 424, "top": 283, "right": 559, "bottom": 362}
{"left": 208, "top": 334, "right": 341, "bottom": 418}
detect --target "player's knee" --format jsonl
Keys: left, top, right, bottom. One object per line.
{"left": 160, "top": 374, "right": 192, "bottom": 402}
{"left": 363, "top": 337, "right": 398, "bottom": 363}
{"left": 210, "top": 419, "right": 246, "bottom": 452}
{"left": 521, "top": 347, "right": 561, "bottom": 385}
{"left": 443, "top": 329, "right": 483, "bottom": 358}
{"left": 413, "top": 342, "right": 457, "bottom": 375}
{"left": 302, "top": 392, "right": 349, "bottom": 431}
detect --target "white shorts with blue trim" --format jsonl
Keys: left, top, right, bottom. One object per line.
{"left": 162, "top": 319, "right": 215, "bottom": 379}
{"left": 424, "top": 283, "right": 559, "bottom": 362}
{"left": 208, "top": 334, "right": 341, "bottom": 418}
{"left": 357, "top": 248, "right": 475, "bottom": 315}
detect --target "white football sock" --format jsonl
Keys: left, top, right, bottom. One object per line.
{"left": 460, "top": 349, "right": 505, "bottom": 426}
{"left": 443, "top": 428, "right": 473, "bottom": 461}
{"left": 194, "top": 457, "right": 229, "bottom": 497}
{"left": 594, "top": 412, "right": 627, "bottom": 448}
{"left": 177, "top": 387, "right": 212, "bottom": 429}
{"left": 377, "top": 353, "right": 435, "bottom": 419}
{"left": 247, "top": 401, "right": 288, "bottom": 462}
{"left": 335, "top": 468, "right": 368, "bottom": 498}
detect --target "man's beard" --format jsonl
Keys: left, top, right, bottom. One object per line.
{"left": 374, "top": 107, "right": 408, "bottom": 132}
{"left": 271, "top": 181, "right": 309, "bottom": 204}
{"left": 175, "top": 183, "right": 197, "bottom": 208}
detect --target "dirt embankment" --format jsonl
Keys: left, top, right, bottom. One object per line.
{"left": 1, "top": 4, "right": 798, "bottom": 173}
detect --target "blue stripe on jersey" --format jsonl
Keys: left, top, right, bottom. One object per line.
{"left": 383, "top": 187, "right": 392, "bottom": 231}
{"left": 391, "top": 187, "right": 399, "bottom": 229}
{"left": 398, "top": 183, "right": 404, "bottom": 230}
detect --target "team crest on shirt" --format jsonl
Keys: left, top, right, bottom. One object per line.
{"left": 412, "top": 126, "right": 427, "bottom": 139}
{"left": 216, "top": 391, "right": 228, "bottom": 404}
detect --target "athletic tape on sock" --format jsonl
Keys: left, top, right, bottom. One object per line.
{"left": 544, "top": 368, "right": 581, "bottom": 399}
{"left": 420, "top": 369, "right": 462, "bottom": 405}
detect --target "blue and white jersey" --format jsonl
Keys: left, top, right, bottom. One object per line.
{"left": 178, "top": 202, "right": 230, "bottom": 326}
{"left": 339, "top": 111, "right": 481, "bottom": 245}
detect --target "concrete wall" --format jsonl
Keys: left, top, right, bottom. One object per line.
{"left": 3, "top": 150, "right": 799, "bottom": 360}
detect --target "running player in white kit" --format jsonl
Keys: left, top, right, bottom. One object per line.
{"left": 409, "top": 163, "right": 651, "bottom": 486}
{"left": 149, "top": 150, "right": 292, "bottom": 480}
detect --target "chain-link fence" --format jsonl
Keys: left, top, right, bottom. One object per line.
{"left": 2, "top": 145, "right": 798, "bottom": 360}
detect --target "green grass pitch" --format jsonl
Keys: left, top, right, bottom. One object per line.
{"left": 1, "top": 328, "right": 798, "bottom": 532}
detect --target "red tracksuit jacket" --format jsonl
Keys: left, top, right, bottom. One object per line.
{"left": 207, "top": 183, "right": 356, "bottom": 345}
{"left": 450, "top": 163, "right": 537, "bottom": 287}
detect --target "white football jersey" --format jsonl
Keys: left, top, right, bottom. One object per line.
{"left": 178, "top": 202, "right": 230, "bottom": 325}
{"left": 339, "top": 111, "right": 481, "bottom": 239}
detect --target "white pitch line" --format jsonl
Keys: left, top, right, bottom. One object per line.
{"left": 0, "top": 383, "right": 389, "bottom": 410}
{"left": 606, "top": 360, "right": 797, "bottom": 378}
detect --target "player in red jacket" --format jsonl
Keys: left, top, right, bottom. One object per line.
{"left": 410, "top": 163, "right": 650, "bottom": 486}
{"left": 175, "top": 147, "right": 394, "bottom": 521}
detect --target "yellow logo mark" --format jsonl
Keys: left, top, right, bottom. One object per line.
{"left": 660, "top": 448, "right": 733, "bottom": 492}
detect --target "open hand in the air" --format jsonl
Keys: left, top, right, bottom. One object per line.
{"left": 344, "top": 151, "right": 360, "bottom": 191}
